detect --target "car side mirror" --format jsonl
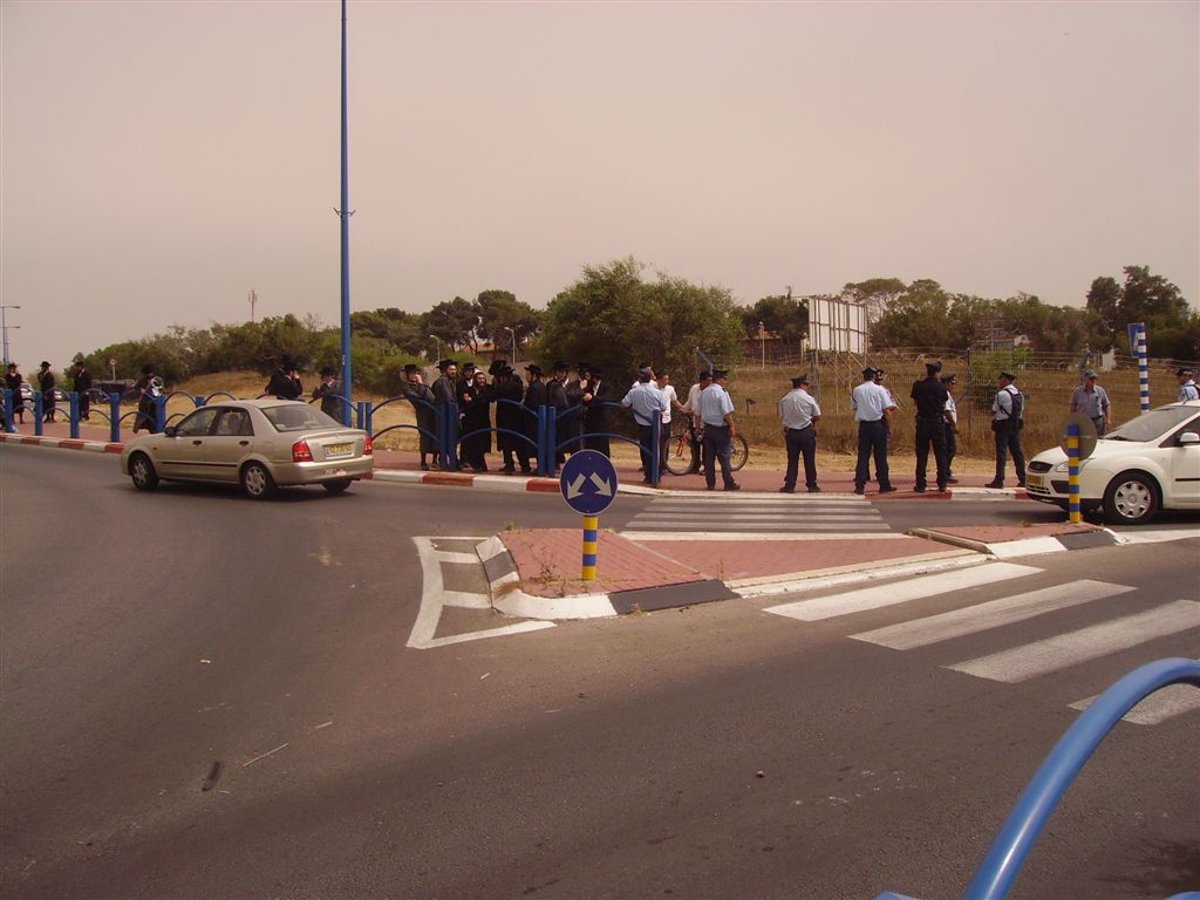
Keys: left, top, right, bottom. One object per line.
{"left": 1178, "top": 431, "right": 1199, "bottom": 445}
{"left": 163, "top": 425, "right": 177, "bottom": 438}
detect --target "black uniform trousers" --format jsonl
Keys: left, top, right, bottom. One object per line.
{"left": 855, "top": 420, "right": 891, "bottom": 490}
{"left": 783, "top": 426, "right": 818, "bottom": 489}
{"left": 914, "top": 417, "right": 949, "bottom": 490}
{"left": 701, "top": 423, "right": 735, "bottom": 489}
{"left": 992, "top": 421, "right": 1026, "bottom": 485}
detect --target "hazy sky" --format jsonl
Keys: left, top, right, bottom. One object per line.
{"left": 2, "top": 0, "right": 1197, "bottom": 371}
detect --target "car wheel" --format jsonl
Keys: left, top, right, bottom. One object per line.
{"left": 1102, "top": 472, "right": 1158, "bottom": 526}
{"left": 322, "top": 478, "right": 352, "bottom": 494}
{"left": 240, "top": 461, "right": 276, "bottom": 500}
{"left": 129, "top": 453, "right": 159, "bottom": 491}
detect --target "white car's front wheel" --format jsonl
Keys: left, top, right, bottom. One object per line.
{"left": 1102, "top": 472, "right": 1159, "bottom": 525}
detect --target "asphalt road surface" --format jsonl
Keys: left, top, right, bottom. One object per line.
{"left": 2, "top": 445, "right": 1197, "bottom": 899}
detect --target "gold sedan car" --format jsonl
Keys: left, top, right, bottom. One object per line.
{"left": 120, "top": 399, "right": 374, "bottom": 499}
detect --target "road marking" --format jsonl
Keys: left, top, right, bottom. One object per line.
{"left": 626, "top": 494, "right": 888, "bottom": 534}
{"left": 765, "top": 562, "right": 1041, "bottom": 622}
{"left": 407, "top": 537, "right": 554, "bottom": 649}
{"left": 1069, "top": 684, "right": 1200, "bottom": 725}
{"left": 850, "top": 580, "right": 1135, "bottom": 650}
{"left": 946, "top": 600, "right": 1200, "bottom": 683}
{"left": 1115, "top": 528, "right": 1200, "bottom": 545}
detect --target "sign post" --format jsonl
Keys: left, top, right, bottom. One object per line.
{"left": 1060, "top": 414, "right": 1098, "bottom": 524}
{"left": 559, "top": 449, "right": 619, "bottom": 582}
{"left": 1127, "top": 322, "right": 1149, "bottom": 412}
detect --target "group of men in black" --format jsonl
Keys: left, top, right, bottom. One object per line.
{"left": 403, "top": 358, "right": 610, "bottom": 474}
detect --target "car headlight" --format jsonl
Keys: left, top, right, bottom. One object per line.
{"left": 1053, "top": 459, "right": 1091, "bottom": 473}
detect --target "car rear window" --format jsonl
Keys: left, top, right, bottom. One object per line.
{"left": 263, "top": 404, "right": 341, "bottom": 432}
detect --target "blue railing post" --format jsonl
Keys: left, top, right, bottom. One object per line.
{"left": 33, "top": 392, "right": 44, "bottom": 436}
{"left": 154, "top": 395, "right": 166, "bottom": 433}
{"left": 649, "top": 416, "right": 660, "bottom": 484}
{"left": 356, "top": 400, "right": 369, "bottom": 433}
{"left": 445, "top": 403, "right": 459, "bottom": 471}
{"left": 542, "top": 405, "right": 556, "bottom": 476}
{"left": 69, "top": 392, "right": 81, "bottom": 438}
{"left": 109, "top": 391, "right": 122, "bottom": 443}
{"left": 964, "top": 657, "right": 1200, "bottom": 900}
{"left": 2, "top": 388, "right": 13, "bottom": 433}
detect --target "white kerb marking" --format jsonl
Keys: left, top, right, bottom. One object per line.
{"left": 1069, "top": 684, "right": 1200, "bottom": 725}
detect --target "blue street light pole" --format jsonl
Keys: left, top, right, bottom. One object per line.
{"left": 337, "top": 0, "right": 353, "bottom": 425}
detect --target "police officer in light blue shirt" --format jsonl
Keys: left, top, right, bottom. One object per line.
{"left": 1177, "top": 368, "right": 1200, "bottom": 402}
{"left": 851, "top": 367, "right": 896, "bottom": 494}
{"left": 778, "top": 373, "right": 821, "bottom": 492}
{"left": 621, "top": 368, "right": 668, "bottom": 484}
{"left": 697, "top": 369, "right": 740, "bottom": 491}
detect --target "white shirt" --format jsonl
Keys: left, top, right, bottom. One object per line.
{"left": 1179, "top": 380, "right": 1200, "bottom": 402}
{"left": 851, "top": 381, "right": 894, "bottom": 422}
{"left": 944, "top": 393, "right": 958, "bottom": 425}
{"left": 658, "top": 383, "right": 677, "bottom": 424}
{"left": 778, "top": 388, "right": 821, "bottom": 430}
{"left": 993, "top": 384, "right": 1021, "bottom": 421}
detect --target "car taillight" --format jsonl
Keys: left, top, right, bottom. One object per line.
{"left": 363, "top": 435, "right": 373, "bottom": 456}
{"left": 292, "top": 440, "right": 313, "bottom": 462}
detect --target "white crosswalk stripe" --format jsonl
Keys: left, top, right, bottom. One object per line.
{"left": 625, "top": 493, "right": 888, "bottom": 533}
{"left": 768, "top": 564, "right": 1200, "bottom": 726}
{"left": 766, "top": 562, "right": 1041, "bottom": 621}
{"left": 946, "top": 600, "right": 1200, "bottom": 683}
{"left": 850, "top": 580, "right": 1135, "bottom": 650}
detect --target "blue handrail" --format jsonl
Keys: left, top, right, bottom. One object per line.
{"left": 965, "top": 657, "right": 1200, "bottom": 899}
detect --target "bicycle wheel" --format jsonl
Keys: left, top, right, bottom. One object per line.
{"left": 729, "top": 433, "right": 749, "bottom": 471}
{"left": 664, "top": 422, "right": 695, "bottom": 475}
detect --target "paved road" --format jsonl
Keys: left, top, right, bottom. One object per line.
{"left": 2, "top": 445, "right": 1197, "bottom": 898}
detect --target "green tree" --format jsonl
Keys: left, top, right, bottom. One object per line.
{"left": 536, "top": 257, "right": 743, "bottom": 387}
{"left": 474, "top": 289, "right": 542, "bottom": 358}
{"left": 842, "top": 277, "right": 907, "bottom": 327}
{"left": 424, "top": 297, "right": 480, "bottom": 354}
{"left": 740, "top": 294, "right": 808, "bottom": 345}
{"left": 871, "top": 279, "right": 954, "bottom": 347}
{"left": 1086, "top": 276, "right": 1122, "bottom": 342}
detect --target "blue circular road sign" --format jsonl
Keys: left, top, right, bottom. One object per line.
{"left": 559, "top": 449, "right": 619, "bottom": 516}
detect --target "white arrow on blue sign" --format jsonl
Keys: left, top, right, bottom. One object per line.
{"left": 559, "top": 449, "right": 619, "bottom": 515}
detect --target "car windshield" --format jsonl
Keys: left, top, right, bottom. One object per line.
{"left": 263, "top": 404, "right": 341, "bottom": 433}
{"left": 1103, "top": 406, "right": 1197, "bottom": 442}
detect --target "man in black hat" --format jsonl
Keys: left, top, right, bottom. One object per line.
{"left": 777, "top": 373, "right": 821, "bottom": 492}
{"left": 1176, "top": 367, "right": 1199, "bottom": 402}
{"left": 910, "top": 361, "right": 950, "bottom": 492}
{"left": 71, "top": 359, "right": 93, "bottom": 420}
{"left": 37, "top": 361, "right": 56, "bottom": 423}
{"left": 546, "top": 361, "right": 571, "bottom": 468}
{"left": 518, "top": 364, "right": 546, "bottom": 473}
{"left": 493, "top": 363, "right": 525, "bottom": 473}
{"left": 312, "top": 366, "right": 342, "bottom": 419}
{"left": 403, "top": 363, "right": 438, "bottom": 470}
{"left": 986, "top": 371, "right": 1026, "bottom": 488}
{"left": 266, "top": 355, "right": 303, "bottom": 400}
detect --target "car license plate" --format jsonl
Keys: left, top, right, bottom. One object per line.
{"left": 1026, "top": 473, "right": 1044, "bottom": 488}
{"left": 326, "top": 442, "right": 353, "bottom": 458}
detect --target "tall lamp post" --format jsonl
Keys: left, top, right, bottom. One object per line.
{"left": 335, "top": 0, "right": 354, "bottom": 426}
{"left": 1, "top": 305, "right": 21, "bottom": 365}
{"left": 758, "top": 321, "right": 765, "bottom": 370}
{"left": 429, "top": 334, "right": 441, "bottom": 362}
{"left": 504, "top": 326, "right": 517, "bottom": 364}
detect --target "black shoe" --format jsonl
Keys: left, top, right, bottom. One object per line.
{"left": 1017, "top": 480, "right": 1026, "bottom": 488}
{"left": 807, "top": 485, "right": 821, "bottom": 492}
{"left": 913, "top": 486, "right": 926, "bottom": 493}
{"left": 706, "top": 485, "right": 715, "bottom": 491}
{"left": 854, "top": 486, "right": 865, "bottom": 495}
{"left": 420, "top": 462, "right": 430, "bottom": 471}
{"left": 984, "top": 480, "right": 1004, "bottom": 489}
{"left": 724, "top": 483, "right": 741, "bottom": 491}
{"left": 937, "top": 484, "right": 948, "bottom": 492}
{"left": 879, "top": 485, "right": 898, "bottom": 493}
{"left": 947, "top": 477, "right": 959, "bottom": 484}
{"left": 779, "top": 486, "right": 795, "bottom": 493}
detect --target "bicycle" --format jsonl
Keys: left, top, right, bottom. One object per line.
{"left": 663, "top": 418, "right": 748, "bottom": 475}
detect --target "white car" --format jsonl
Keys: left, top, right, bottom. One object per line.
{"left": 120, "top": 399, "right": 374, "bottom": 499}
{"left": 1025, "top": 400, "right": 1200, "bottom": 525}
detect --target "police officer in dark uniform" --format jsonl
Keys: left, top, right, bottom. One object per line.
{"left": 910, "top": 360, "right": 950, "bottom": 492}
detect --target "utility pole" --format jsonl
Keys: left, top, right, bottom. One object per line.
{"left": 429, "top": 334, "right": 441, "bottom": 361}
{"left": 0, "top": 305, "right": 21, "bottom": 364}
{"left": 758, "top": 321, "right": 765, "bottom": 370}
{"left": 504, "top": 326, "right": 517, "bottom": 364}
{"left": 247, "top": 289, "right": 257, "bottom": 323}
{"left": 335, "top": 0, "right": 354, "bottom": 425}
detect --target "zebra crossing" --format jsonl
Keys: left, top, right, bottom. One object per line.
{"left": 766, "top": 564, "right": 1200, "bottom": 725}
{"left": 622, "top": 492, "right": 888, "bottom": 534}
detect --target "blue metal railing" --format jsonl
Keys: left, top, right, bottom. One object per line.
{"left": 878, "top": 657, "right": 1200, "bottom": 900}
